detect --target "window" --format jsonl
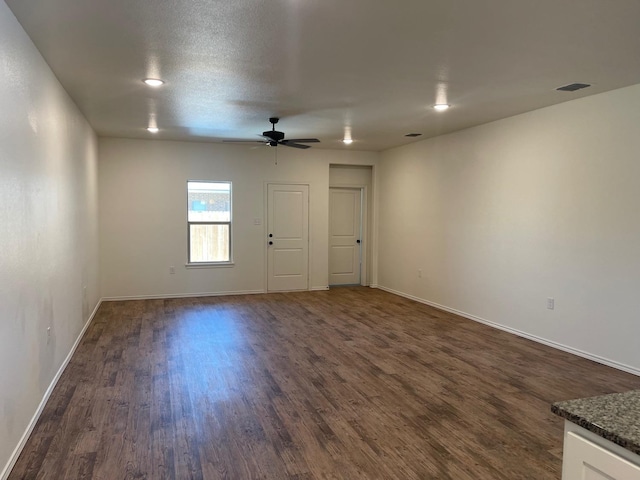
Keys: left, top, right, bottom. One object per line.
{"left": 187, "top": 181, "right": 231, "bottom": 263}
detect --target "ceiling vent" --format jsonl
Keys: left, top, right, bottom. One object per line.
{"left": 405, "top": 133, "right": 422, "bottom": 137}
{"left": 556, "top": 83, "right": 591, "bottom": 92}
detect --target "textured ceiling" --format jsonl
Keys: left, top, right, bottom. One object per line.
{"left": 6, "top": 0, "right": 640, "bottom": 151}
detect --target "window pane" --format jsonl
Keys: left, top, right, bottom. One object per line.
{"left": 188, "top": 181, "right": 231, "bottom": 222}
{"left": 189, "top": 224, "right": 230, "bottom": 262}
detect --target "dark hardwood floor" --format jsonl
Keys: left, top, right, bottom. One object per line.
{"left": 9, "top": 287, "right": 639, "bottom": 479}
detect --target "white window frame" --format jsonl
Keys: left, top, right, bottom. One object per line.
{"left": 186, "top": 180, "right": 233, "bottom": 267}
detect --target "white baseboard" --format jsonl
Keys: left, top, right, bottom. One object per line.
{"left": 376, "top": 285, "right": 640, "bottom": 377}
{"left": 101, "top": 289, "right": 265, "bottom": 301}
{"left": 1, "top": 300, "right": 103, "bottom": 480}
{"left": 310, "top": 286, "right": 330, "bottom": 291}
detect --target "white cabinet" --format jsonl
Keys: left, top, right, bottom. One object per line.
{"left": 562, "top": 422, "right": 640, "bottom": 480}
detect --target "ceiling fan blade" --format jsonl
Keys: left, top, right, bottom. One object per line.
{"left": 223, "top": 139, "right": 266, "bottom": 144}
{"left": 281, "top": 142, "right": 311, "bottom": 149}
{"left": 282, "top": 138, "right": 320, "bottom": 143}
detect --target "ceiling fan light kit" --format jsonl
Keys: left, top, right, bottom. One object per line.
{"left": 224, "top": 117, "right": 321, "bottom": 149}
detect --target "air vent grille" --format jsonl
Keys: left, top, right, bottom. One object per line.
{"left": 556, "top": 83, "right": 591, "bottom": 92}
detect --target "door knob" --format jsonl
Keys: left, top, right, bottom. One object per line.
{"left": 269, "top": 241, "right": 273, "bottom": 245}
{"left": 269, "top": 233, "right": 273, "bottom": 237}
{"left": 356, "top": 239, "right": 361, "bottom": 244}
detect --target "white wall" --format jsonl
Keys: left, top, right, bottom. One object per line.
{"left": 378, "top": 83, "right": 640, "bottom": 373}
{"left": 329, "top": 164, "right": 373, "bottom": 187}
{"left": 99, "top": 138, "right": 378, "bottom": 298}
{"left": 0, "top": 2, "right": 99, "bottom": 476}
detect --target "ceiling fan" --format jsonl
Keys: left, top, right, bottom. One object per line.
{"left": 223, "top": 117, "right": 320, "bottom": 149}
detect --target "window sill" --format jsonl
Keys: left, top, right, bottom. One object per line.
{"left": 185, "top": 262, "right": 235, "bottom": 269}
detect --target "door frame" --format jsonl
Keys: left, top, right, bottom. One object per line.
{"left": 264, "top": 181, "right": 311, "bottom": 292}
{"left": 328, "top": 183, "right": 369, "bottom": 286}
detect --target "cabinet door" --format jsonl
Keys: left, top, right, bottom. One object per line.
{"left": 563, "top": 432, "right": 640, "bottom": 479}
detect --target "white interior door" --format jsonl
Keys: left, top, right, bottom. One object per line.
{"left": 329, "top": 187, "right": 362, "bottom": 286}
{"left": 267, "top": 184, "right": 309, "bottom": 291}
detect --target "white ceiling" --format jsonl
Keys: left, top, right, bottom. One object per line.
{"left": 6, "top": 0, "right": 640, "bottom": 151}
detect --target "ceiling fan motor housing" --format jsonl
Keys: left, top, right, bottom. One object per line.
{"left": 263, "top": 130, "right": 285, "bottom": 141}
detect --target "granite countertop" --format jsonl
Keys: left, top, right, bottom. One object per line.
{"left": 552, "top": 390, "right": 640, "bottom": 456}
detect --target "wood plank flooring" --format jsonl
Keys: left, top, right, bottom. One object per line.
{"left": 9, "top": 287, "right": 639, "bottom": 479}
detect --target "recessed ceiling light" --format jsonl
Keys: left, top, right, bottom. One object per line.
{"left": 433, "top": 104, "right": 450, "bottom": 111}
{"left": 147, "top": 126, "right": 159, "bottom": 133}
{"left": 143, "top": 78, "right": 164, "bottom": 87}
{"left": 343, "top": 138, "right": 353, "bottom": 145}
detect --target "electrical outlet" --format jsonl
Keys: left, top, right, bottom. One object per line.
{"left": 46, "top": 326, "right": 51, "bottom": 345}
{"left": 169, "top": 266, "right": 175, "bottom": 274}
{"left": 547, "top": 297, "right": 555, "bottom": 310}
{"left": 418, "top": 269, "right": 422, "bottom": 278}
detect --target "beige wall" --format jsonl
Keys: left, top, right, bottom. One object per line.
{"left": 98, "top": 138, "right": 378, "bottom": 298}
{"left": 0, "top": 3, "right": 99, "bottom": 476}
{"left": 378, "top": 83, "right": 640, "bottom": 373}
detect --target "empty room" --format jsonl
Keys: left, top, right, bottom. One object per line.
{"left": 2, "top": 0, "right": 640, "bottom": 479}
